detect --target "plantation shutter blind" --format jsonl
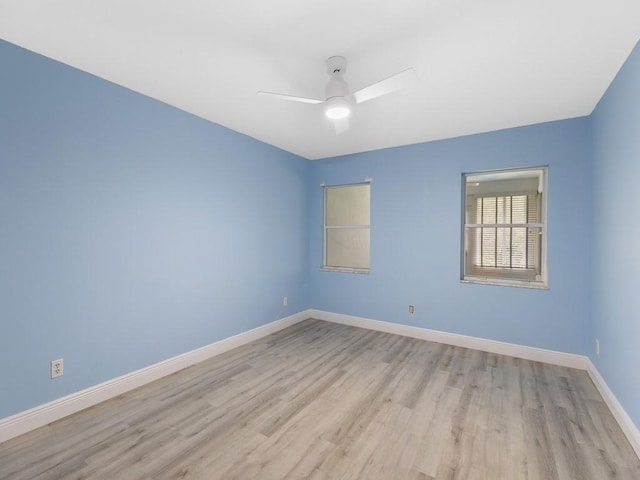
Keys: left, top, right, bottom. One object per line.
{"left": 465, "top": 177, "right": 542, "bottom": 281}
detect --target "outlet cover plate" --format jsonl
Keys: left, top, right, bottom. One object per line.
{"left": 51, "top": 359, "right": 64, "bottom": 379}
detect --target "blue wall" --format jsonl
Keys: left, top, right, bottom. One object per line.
{"left": 0, "top": 40, "right": 309, "bottom": 418}
{"left": 591, "top": 40, "right": 640, "bottom": 428}
{"left": 309, "top": 118, "right": 593, "bottom": 355}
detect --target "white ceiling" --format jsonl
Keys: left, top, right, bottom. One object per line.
{"left": 1, "top": 1, "right": 639, "bottom": 160}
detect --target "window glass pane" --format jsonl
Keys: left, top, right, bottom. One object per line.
{"left": 326, "top": 185, "right": 370, "bottom": 226}
{"left": 482, "top": 197, "right": 496, "bottom": 224}
{"left": 466, "top": 226, "right": 540, "bottom": 272}
{"left": 326, "top": 228, "right": 370, "bottom": 269}
{"left": 527, "top": 226, "right": 541, "bottom": 271}
{"left": 462, "top": 167, "right": 546, "bottom": 286}
{"left": 496, "top": 196, "right": 509, "bottom": 224}
{"left": 472, "top": 225, "right": 481, "bottom": 266}
{"left": 511, "top": 227, "right": 527, "bottom": 268}
{"left": 511, "top": 196, "right": 527, "bottom": 224}
{"left": 472, "top": 198, "right": 481, "bottom": 224}
{"left": 527, "top": 193, "right": 539, "bottom": 223}
{"left": 481, "top": 227, "right": 496, "bottom": 266}
{"left": 496, "top": 227, "right": 511, "bottom": 267}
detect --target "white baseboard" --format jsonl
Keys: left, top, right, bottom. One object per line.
{"left": 586, "top": 360, "right": 640, "bottom": 459}
{"left": 309, "top": 309, "right": 588, "bottom": 369}
{"left": 0, "top": 310, "right": 310, "bottom": 444}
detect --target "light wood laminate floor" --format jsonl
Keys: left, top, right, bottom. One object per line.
{"left": 1, "top": 319, "right": 639, "bottom": 479}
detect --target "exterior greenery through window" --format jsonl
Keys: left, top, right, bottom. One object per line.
{"left": 323, "top": 183, "right": 370, "bottom": 273}
{"left": 462, "top": 167, "right": 547, "bottom": 288}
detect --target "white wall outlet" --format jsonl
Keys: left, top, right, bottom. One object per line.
{"left": 408, "top": 305, "right": 415, "bottom": 314}
{"left": 283, "top": 296, "right": 288, "bottom": 307}
{"left": 596, "top": 339, "right": 600, "bottom": 356}
{"left": 51, "top": 358, "right": 63, "bottom": 379}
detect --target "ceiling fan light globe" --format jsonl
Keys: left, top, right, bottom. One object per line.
{"left": 325, "top": 97, "right": 352, "bottom": 119}
{"left": 326, "top": 106, "right": 350, "bottom": 119}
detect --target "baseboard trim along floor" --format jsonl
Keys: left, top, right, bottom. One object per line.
{"left": 2, "top": 308, "right": 638, "bottom": 460}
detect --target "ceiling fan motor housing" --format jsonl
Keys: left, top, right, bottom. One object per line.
{"left": 325, "top": 56, "right": 350, "bottom": 99}
{"left": 325, "top": 74, "right": 349, "bottom": 99}
{"left": 324, "top": 57, "right": 352, "bottom": 119}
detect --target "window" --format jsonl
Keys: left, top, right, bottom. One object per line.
{"left": 323, "top": 183, "right": 370, "bottom": 273}
{"left": 462, "top": 167, "right": 547, "bottom": 288}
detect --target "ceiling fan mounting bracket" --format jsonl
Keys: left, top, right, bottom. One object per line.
{"left": 326, "top": 56, "right": 347, "bottom": 76}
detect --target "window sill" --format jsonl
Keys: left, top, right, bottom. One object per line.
{"left": 321, "top": 267, "right": 370, "bottom": 275}
{"left": 461, "top": 276, "right": 548, "bottom": 289}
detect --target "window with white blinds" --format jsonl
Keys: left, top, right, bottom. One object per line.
{"left": 323, "top": 183, "right": 370, "bottom": 273}
{"left": 462, "top": 168, "right": 547, "bottom": 288}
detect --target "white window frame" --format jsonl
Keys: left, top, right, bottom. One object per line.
{"left": 461, "top": 167, "right": 548, "bottom": 289}
{"left": 322, "top": 183, "right": 371, "bottom": 274}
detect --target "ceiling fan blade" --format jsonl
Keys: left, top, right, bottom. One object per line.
{"left": 256, "top": 91, "right": 323, "bottom": 104}
{"left": 333, "top": 117, "right": 350, "bottom": 134}
{"left": 353, "top": 68, "right": 418, "bottom": 104}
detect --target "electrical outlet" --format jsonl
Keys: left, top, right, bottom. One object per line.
{"left": 596, "top": 339, "right": 600, "bottom": 356}
{"left": 51, "top": 359, "right": 63, "bottom": 379}
{"left": 283, "top": 296, "right": 288, "bottom": 307}
{"left": 408, "top": 305, "right": 415, "bottom": 314}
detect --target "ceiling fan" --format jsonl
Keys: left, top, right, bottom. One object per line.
{"left": 257, "top": 56, "right": 418, "bottom": 134}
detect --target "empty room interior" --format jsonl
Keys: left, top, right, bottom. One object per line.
{"left": 1, "top": 1, "right": 640, "bottom": 479}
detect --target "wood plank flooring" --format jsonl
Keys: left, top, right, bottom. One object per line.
{"left": 1, "top": 319, "right": 639, "bottom": 479}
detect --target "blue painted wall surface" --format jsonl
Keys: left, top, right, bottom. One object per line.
{"left": 0, "top": 40, "right": 309, "bottom": 418}
{"left": 309, "top": 119, "right": 593, "bottom": 355}
{"left": 590, "top": 40, "right": 640, "bottom": 429}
